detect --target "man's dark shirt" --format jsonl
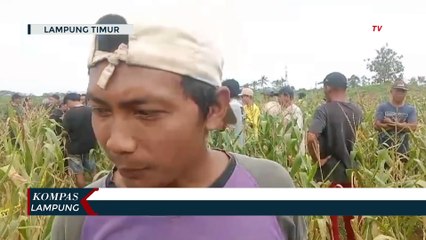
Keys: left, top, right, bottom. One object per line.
{"left": 49, "top": 108, "right": 64, "bottom": 136}
{"left": 62, "top": 106, "right": 97, "bottom": 155}
{"left": 309, "top": 101, "right": 363, "bottom": 170}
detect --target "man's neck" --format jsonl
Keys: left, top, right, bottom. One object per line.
{"left": 283, "top": 101, "right": 293, "bottom": 109}
{"left": 174, "top": 149, "right": 229, "bottom": 187}
{"left": 390, "top": 99, "right": 405, "bottom": 107}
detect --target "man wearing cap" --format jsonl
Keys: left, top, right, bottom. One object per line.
{"left": 51, "top": 14, "right": 306, "bottom": 240}
{"left": 222, "top": 79, "right": 245, "bottom": 146}
{"left": 307, "top": 72, "right": 363, "bottom": 240}
{"left": 276, "top": 86, "right": 305, "bottom": 155}
{"left": 262, "top": 88, "right": 281, "bottom": 116}
{"left": 241, "top": 87, "right": 261, "bottom": 137}
{"left": 374, "top": 80, "right": 418, "bottom": 162}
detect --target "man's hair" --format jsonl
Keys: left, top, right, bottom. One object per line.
{"left": 93, "top": 14, "right": 217, "bottom": 119}
{"left": 50, "top": 94, "right": 60, "bottom": 100}
{"left": 63, "top": 93, "right": 81, "bottom": 104}
{"left": 11, "top": 93, "right": 22, "bottom": 101}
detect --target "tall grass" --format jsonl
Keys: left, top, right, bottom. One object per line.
{"left": 1, "top": 87, "right": 426, "bottom": 240}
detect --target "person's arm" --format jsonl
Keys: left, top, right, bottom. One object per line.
{"left": 373, "top": 104, "right": 394, "bottom": 131}
{"left": 62, "top": 111, "right": 72, "bottom": 134}
{"left": 253, "top": 106, "right": 261, "bottom": 128}
{"left": 307, "top": 106, "right": 326, "bottom": 164}
{"left": 392, "top": 107, "right": 418, "bottom": 132}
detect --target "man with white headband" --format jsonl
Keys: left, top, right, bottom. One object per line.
{"left": 52, "top": 14, "right": 306, "bottom": 240}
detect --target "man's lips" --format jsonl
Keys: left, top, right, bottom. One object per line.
{"left": 117, "top": 167, "right": 149, "bottom": 179}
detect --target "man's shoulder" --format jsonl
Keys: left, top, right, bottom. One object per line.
{"left": 230, "top": 153, "right": 295, "bottom": 188}
{"left": 403, "top": 103, "right": 416, "bottom": 111}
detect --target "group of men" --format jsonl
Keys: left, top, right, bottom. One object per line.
{"left": 222, "top": 79, "right": 304, "bottom": 149}
{"left": 7, "top": 12, "right": 413, "bottom": 240}
{"left": 7, "top": 92, "right": 97, "bottom": 188}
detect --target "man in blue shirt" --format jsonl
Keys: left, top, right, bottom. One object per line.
{"left": 374, "top": 80, "right": 418, "bottom": 162}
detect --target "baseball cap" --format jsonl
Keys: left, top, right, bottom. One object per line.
{"left": 87, "top": 14, "right": 236, "bottom": 124}
{"left": 240, "top": 88, "right": 254, "bottom": 97}
{"left": 222, "top": 79, "right": 241, "bottom": 98}
{"left": 392, "top": 80, "right": 408, "bottom": 91}
{"left": 321, "top": 72, "right": 347, "bottom": 89}
{"left": 277, "top": 86, "right": 294, "bottom": 98}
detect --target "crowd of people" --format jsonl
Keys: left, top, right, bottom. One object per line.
{"left": 4, "top": 13, "right": 419, "bottom": 240}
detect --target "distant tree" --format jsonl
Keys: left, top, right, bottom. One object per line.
{"left": 242, "top": 83, "right": 250, "bottom": 88}
{"left": 360, "top": 75, "right": 370, "bottom": 86}
{"left": 298, "top": 92, "right": 306, "bottom": 99}
{"left": 417, "top": 76, "right": 426, "bottom": 85}
{"left": 365, "top": 43, "right": 404, "bottom": 84}
{"left": 251, "top": 80, "right": 258, "bottom": 90}
{"left": 409, "top": 77, "right": 418, "bottom": 86}
{"left": 348, "top": 75, "right": 361, "bottom": 88}
{"left": 257, "top": 75, "right": 269, "bottom": 88}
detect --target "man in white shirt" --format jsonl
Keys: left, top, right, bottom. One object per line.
{"left": 222, "top": 79, "right": 245, "bottom": 146}
{"left": 262, "top": 89, "right": 281, "bottom": 116}
{"left": 277, "top": 86, "right": 305, "bottom": 155}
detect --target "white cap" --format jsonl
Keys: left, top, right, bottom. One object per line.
{"left": 87, "top": 17, "right": 236, "bottom": 124}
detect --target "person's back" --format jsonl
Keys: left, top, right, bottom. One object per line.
{"left": 63, "top": 106, "right": 96, "bottom": 155}
{"left": 229, "top": 98, "right": 245, "bottom": 146}
{"left": 316, "top": 101, "right": 362, "bottom": 170}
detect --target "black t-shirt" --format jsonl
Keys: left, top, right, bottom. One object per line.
{"left": 309, "top": 101, "right": 363, "bottom": 169}
{"left": 62, "top": 106, "right": 97, "bottom": 154}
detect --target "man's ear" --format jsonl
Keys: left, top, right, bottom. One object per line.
{"left": 205, "top": 87, "right": 231, "bottom": 131}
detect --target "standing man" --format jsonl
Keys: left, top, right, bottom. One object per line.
{"left": 80, "top": 94, "right": 88, "bottom": 106}
{"left": 241, "top": 88, "right": 261, "bottom": 137}
{"left": 9, "top": 93, "right": 24, "bottom": 119}
{"left": 307, "top": 72, "right": 363, "bottom": 240}
{"left": 262, "top": 89, "right": 281, "bottom": 116}
{"left": 276, "top": 86, "right": 305, "bottom": 154}
{"left": 222, "top": 79, "right": 245, "bottom": 146}
{"left": 62, "top": 93, "right": 97, "bottom": 188}
{"left": 374, "top": 80, "right": 417, "bottom": 162}
{"left": 52, "top": 13, "right": 306, "bottom": 240}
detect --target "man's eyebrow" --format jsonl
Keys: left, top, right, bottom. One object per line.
{"left": 87, "top": 93, "right": 110, "bottom": 106}
{"left": 87, "top": 93, "right": 150, "bottom": 108}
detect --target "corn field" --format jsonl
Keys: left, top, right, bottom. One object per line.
{"left": 1, "top": 85, "right": 426, "bottom": 240}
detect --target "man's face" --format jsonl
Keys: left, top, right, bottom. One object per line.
{"left": 12, "top": 98, "right": 22, "bottom": 105}
{"left": 88, "top": 62, "right": 227, "bottom": 187}
{"left": 241, "top": 95, "right": 252, "bottom": 105}
{"left": 278, "top": 94, "right": 290, "bottom": 106}
{"left": 391, "top": 88, "right": 407, "bottom": 103}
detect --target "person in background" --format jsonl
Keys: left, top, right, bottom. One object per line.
{"left": 277, "top": 86, "right": 305, "bottom": 154}
{"left": 307, "top": 72, "right": 363, "bottom": 240}
{"left": 49, "top": 94, "right": 64, "bottom": 125}
{"left": 262, "top": 89, "right": 281, "bottom": 116}
{"left": 23, "top": 97, "right": 33, "bottom": 111}
{"left": 52, "top": 13, "right": 306, "bottom": 240}
{"left": 241, "top": 88, "right": 260, "bottom": 137}
{"left": 62, "top": 93, "right": 97, "bottom": 188}
{"left": 80, "top": 93, "right": 88, "bottom": 106}
{"left": 222, "top": 79, "right": 245, "bottom": 146}
{"left": 9, "top": 93, "right": 24, "bottom": 119}
{"left": 374, "top": 80, "right": 418, "bottom": 162}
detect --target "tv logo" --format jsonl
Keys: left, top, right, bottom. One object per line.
{"left": 372, "top": 25, "right": 383, "bottom": 32}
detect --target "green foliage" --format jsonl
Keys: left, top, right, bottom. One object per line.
{"left": 365, "top": 43, "right": 405, "bottom": 84}
{"left": 1, "top": 85, "right": 426, "bottom": 239}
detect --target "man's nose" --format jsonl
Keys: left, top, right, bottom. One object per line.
{"left": 106, "top": 121, "right": 137, "bottom": 154}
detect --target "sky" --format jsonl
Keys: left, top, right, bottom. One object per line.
{"left": 0, "top": 0, "right": 425, "bottom": 95}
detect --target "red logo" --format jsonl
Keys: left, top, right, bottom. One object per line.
{"left": 372, "top": 25, "right": 383, "bottom": 32}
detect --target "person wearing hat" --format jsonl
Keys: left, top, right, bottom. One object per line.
{"left": 276, "top": 86, "right": 305, "bottom": 155}
{"left": 307, "top": 72, "right": 363, "bottom": 240}
{"left": 262, "top": 88, "right": 281, "bottom": 116}
{"left": 374, "top": 80, "right": 418, "bottom": 162}
{"left": 240, "top": 87, "right": 261, "bottom": 137}
{"left": 222, "top": 79, "right": 245, "bottom": 146}
{"left": 51, "top": 14, "right": 306, "bottom": 240}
